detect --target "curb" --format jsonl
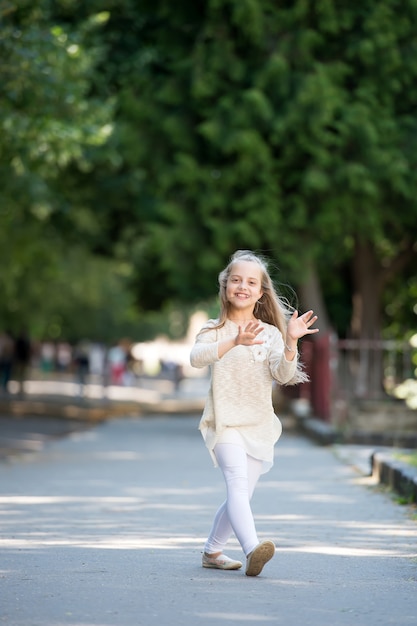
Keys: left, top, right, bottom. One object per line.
{"left": 299, "top": 417, "right": 417, "bottom": 504}
{"left": 0, "top": 396, "right": 204, "bottom": 422}
{"left": 372, "top": 451, "right": 417, "bottom": 504}
{"left": 299, "top": 417, "right": 337, "bottom": 446}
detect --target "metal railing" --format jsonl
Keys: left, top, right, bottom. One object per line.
{"left": 335, "top": 338, "right": 415, "bottom": 402}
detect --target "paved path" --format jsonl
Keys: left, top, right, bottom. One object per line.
{"left": 0, "top": 415, "right": 416, "bottom": 626}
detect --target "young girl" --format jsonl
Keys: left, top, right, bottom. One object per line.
{"left": 190, "top": 250, "right": 318, "bottom": 577}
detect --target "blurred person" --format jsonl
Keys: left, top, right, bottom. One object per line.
{"left": 190, "top": 250, "right": 318, "bottom": 576}
{"left": 0, "top": 330, "right": 14, "bottom": 393}
{"left": 108, "top": 342, "right": 127, "bottom": 385}
{"left": 14, "top": 330, "right": 32, "bottom": 395}
{"left": 173, "top": 362, "right": 184, "bottom": 391}
{"left": 89, "top": 343, "right": 106, "bottom": 378}
{"left": 74, "top": 343, "right": 90, "bottom": 396}
{"left": 40, "top": 342, "right": 55, "bottom": 373}
{"left": 160, "top": 359, "right": 183, "bottom": 391}
{"left": 56, "top": 342, "right": 72, "bottom": 372}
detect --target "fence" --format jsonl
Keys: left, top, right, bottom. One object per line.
{"left": 297, "top": 334, "right": 416, "bottom": 421}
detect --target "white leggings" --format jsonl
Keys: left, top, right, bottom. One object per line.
{"left": 204, "top": 443, "right": 263, "bottom": 557}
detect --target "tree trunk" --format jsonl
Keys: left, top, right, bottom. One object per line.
{"left": 298, "top": 257, "right": 331, "bottom": 334}
{"left": 350, "top": 239, "right": 384, "bottom": 398}
{"left": 351, "top": 239, "right": 383, "bottom": 341}
{"left": 297, "top": 257, "right": 333, "bottom": 419}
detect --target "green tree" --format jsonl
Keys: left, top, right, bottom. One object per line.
{"left": 81, "top": 0, "right": 417, "bottom": 345}
{"left": 0, "top": 1, "right": 119, "bottom": 339}
{"left": 5, "top": 0, "right": 417, "bottom": 357}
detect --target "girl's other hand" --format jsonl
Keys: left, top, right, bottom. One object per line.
{"left": 287, "top": 310, "right": 319, "bottom": 341}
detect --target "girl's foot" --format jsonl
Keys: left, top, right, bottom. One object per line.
{"left": 202, "top": 552, "right": 242, "bottom": 570}
{"left": 245, "top": 540, "right": 275, "bottom": 576}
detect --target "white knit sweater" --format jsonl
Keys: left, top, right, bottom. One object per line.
{"left": 190, "top": 318, "right": 298, "bottom": 473}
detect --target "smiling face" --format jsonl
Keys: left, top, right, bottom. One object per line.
{"left": 226, "top": 260, "right": 263, "bottom": 316}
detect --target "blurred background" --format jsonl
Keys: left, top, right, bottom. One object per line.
{"left": 1, "top": 0, "right": 417, "bottom": 430}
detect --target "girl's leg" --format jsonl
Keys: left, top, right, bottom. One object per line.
{"left": 204, "top": 443, "right": 263, "bottom": 556}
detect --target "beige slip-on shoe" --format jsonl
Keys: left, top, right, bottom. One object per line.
{"left": 245, "top": 540, "right": 275, "bottom": 576}
{"left": 202, "top": 553, "right": 243, "bottom": 570}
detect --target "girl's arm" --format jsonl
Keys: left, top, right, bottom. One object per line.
{"left": 283, "top": 309, "right": 319, "bottom": 361}
{"left": 269, "top": 329, "right": 299, "bottom": 384}
{"left": 190, "top": 320, "right": 264, "bottom": 367}
{"left": 270, "top": 310, "right": 319, "bottom": 385}
{"left": 217, "top": 321, "right": 264, "bottom": 358}
{"left": 190, "top": 326, "right": 219, "bottom": 369}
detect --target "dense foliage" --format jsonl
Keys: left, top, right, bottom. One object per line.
{"left": 1, "top": 0, "right": 417, "bottom": 344}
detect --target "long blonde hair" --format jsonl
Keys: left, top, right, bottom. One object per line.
{"left": 215, "top": 250, "right": 293, "bottom": 337}
{"left": 202, "top": 250, "right": 308, "bottom": 384}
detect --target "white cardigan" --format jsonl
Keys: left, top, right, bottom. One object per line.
{"left": 190, "top": 319, "right": 298, "bottom": 473}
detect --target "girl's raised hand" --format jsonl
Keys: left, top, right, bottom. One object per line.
{"left": 287, "top": 310, "right": 319, "bottom": 341}
{"left": 235, "top": 320, "right": 264, "bottom": 346}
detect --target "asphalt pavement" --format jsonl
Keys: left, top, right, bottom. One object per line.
{"left": 1, "top": 412, "right": 416, "bottom": 626}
